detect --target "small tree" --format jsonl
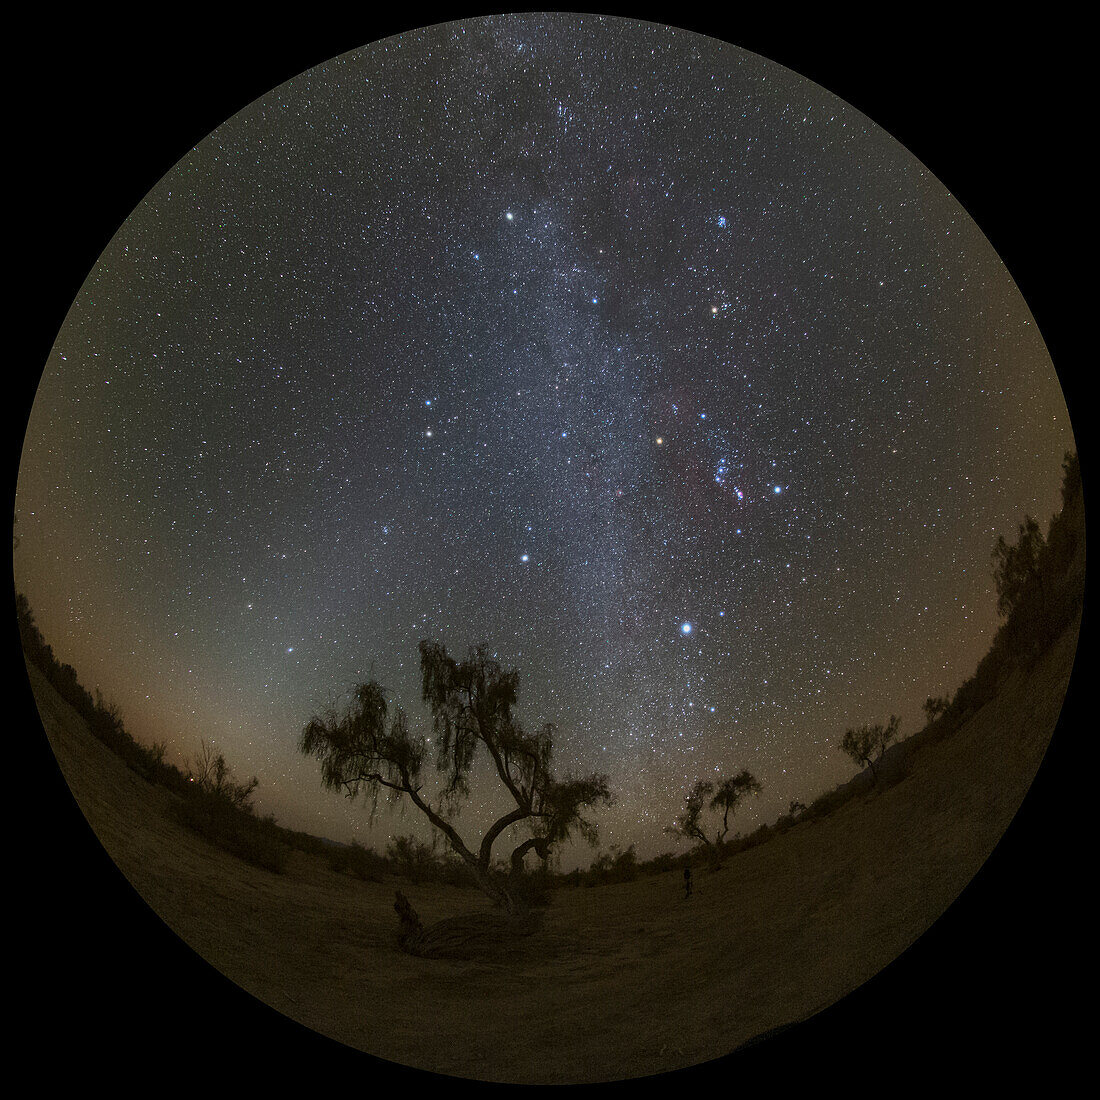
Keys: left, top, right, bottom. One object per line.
{"left": 992, "top": 515, "right": 1045, "bottom": 619}
{"left": 665, "top": 770, "right": 762, "bottom": 866}
{"left": 299, "top": 641, "right": 612, "bottom": 913}
{"left": 839, "top": 716, "right": 900, "bottom": 782}
{"left": 922, "top": 695, "right": 950, "bottom": 725}
{"left": 188, "top": 740, "right": 259, "bottom": 812}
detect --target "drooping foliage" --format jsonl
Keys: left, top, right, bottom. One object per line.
{"left": 300, "top": 641, "right": 612, "bottom": 910}
{"left": 666, "top": 769, "right": 763, "bottom": 859}
{"left": 839, "top": 715, "right": 901, "bottom": 781}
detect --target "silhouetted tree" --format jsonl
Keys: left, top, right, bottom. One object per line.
{"left": 923, "top": 696, "right": 950, "bottom": 725}
{"left": 16, "top": 592, "right": 59, "bottom": 673}
{"left": 16, "top": 591, "right": 36, "bottom": 645}
{"left": 1043, "top": 452, "right": 1083, "bottom": 579}
{"left": 665, "top": 779, "right": 712, "bottom": 848}
{"left": 839, "top": 716, "right": 900, "bottom": 781}
{"left": 992, "top": 515, "right": 1045, "bottom": 619}
{"left": 188, "top": 740, "right": 259, "bottom": 811}
{"left": 586, "top": 843, "right": 639, "bottom": 884}
{"left": 299, "top": 641, "right": 612, "bottom": 913}
{"left": 665, "top": 770, "right": 762, "bottom": 865}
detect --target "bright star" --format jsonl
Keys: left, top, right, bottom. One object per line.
{"left": 681, "top": 622, "right": 693, "bottom": 635}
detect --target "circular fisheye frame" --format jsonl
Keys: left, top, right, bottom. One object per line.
{"left": 17, "top": 14, "right": 1082, "bottom": 1087}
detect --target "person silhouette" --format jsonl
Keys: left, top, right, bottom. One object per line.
{"left": 683, "top": 865, "right": 692, "bottom": 899}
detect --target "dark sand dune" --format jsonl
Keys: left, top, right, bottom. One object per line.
{"left": 26, "top": 613, "right": 1079, "bottom": 1084}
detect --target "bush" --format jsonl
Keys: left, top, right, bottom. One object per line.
{"left": 582, "top": 844, "right": 639, "bottom": 886}
{"left": 329, "top": 840, "right": 387, "bottom": 882}
{"left": 171, "top": 787, "right": 288, "bottom": 874}
{"left": 386, "top": 834, "right": 439, "bottom": 885}
{"left": 638, "top": 851, "right": 678, "bottom": 876}
{"left": 507, "top": 864, "right": 557, "bottom": 908}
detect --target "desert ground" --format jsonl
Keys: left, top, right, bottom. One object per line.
{"left": 26, "top": 614, "right": 1080, "bottom": 1084}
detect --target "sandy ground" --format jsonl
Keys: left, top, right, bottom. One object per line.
{"left": 26, "top": 615, "right": 1080, "bottom": 1084}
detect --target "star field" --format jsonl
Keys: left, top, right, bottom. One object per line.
{"left": 16, "top": 15, "right": 1074, "bottom": 866}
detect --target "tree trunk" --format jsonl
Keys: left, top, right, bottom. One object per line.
{"left": 393, "top": 890, "right": 425, "bottom": 952}
{"left": 472, "top": 861, "right": 518, "bottom": 914}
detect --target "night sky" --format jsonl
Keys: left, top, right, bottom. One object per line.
{"left": 16, "top": 14, "right": 1075, "bottom": 866}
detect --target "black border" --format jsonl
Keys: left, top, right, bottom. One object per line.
{"left": 13, "top": 8, "right": 1087, "bottom": 1089}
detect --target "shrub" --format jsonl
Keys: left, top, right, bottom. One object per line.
{"left": 582, "top": 844, "right": 639, "bottom": 886}
{"left": 171, "top": 787, "right": 288, "bottom": 874}
{"left": 508, "top": 864, "right": 557, "bottom": 908}
{"left": 329, "top": 840, "right": 387, "bottom": 882}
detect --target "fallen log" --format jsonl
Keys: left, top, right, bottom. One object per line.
{"left": 393, "top": 889, "right": 543, "bottom": 960}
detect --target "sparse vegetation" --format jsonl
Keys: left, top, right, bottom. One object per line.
{"left": 839, "top": 716, "right": 900, "bottom": 782}
{"left": 665, "top": 771, "right": 763, "bottom": 867}
{"left": 18, "top": 594, "right": 289, "bottom": 872}
{"left": 170, "top": 788, "right": 289, "bottom": 874}
{"left": 922, "top": 696, "right": 951, "bottom": 725}
{"left": 18, "top": 450, "right": 1084, "bottom": 908}
{"left": 992, "top": 515, "right": 1046, "bottom": 620}
{"left": 188, "top": 740, "right": 259, "bottom": 811}
{"left": 583, "top": 843, "right": 640, "bottom": 885}
{"left": 923, "top": 451, "right": 1083, "bottom": 741}
{"left": 829, "top": 449, "right": 1083, "bottom": 802}
{"left": 170, "top": 739, "right": 288, "bottom": 872}
{"left": 18, "top": 593, "right": 190, "bottom": 792}
{"left": 328, "top": 840, "right": 388, "bottom": 882}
